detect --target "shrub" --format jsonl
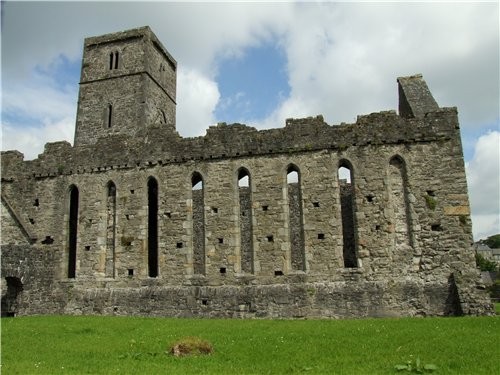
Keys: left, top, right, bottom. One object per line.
{"left": 168, "top": 336, "right": 213, "bottom": 357}
{"left": 475, "top": 253, "right": 498, "bottom": 272}
{"left": 424, "top": 195, "right": 437, "bottom": 210}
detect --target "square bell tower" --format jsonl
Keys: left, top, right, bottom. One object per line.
{"left": 74, "top": 26, "right": 177, "bottom": 146}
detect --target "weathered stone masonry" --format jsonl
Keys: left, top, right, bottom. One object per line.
{"left": 1, "top": 26, "right": 492, "bottom": 318}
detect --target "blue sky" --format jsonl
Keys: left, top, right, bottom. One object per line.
{"left": 215, "top": 42, "right": 290, "bottom": 123}
{"left": 1, "top": 1, "right": 499, "bottom": 240}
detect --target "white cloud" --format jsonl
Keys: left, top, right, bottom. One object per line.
{"left": 176, "top": 67, "right": 220, "bottom": 137}
{"left": 1, "top": 61, "right": 77, "bottom": 160}
{"left": 466, "top": 131, "right": 500, "bottom": 240}
{"left": 252, "top": 2, "right": 499, "bottom": 130}
{"left": 1, "top": 117, "right": 75, "bottom": 160}
{"left": 1, "top": 2, "right": 498, "bottom": 236}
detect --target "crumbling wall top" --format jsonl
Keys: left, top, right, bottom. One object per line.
{"left": 397, "top": 74, "right": 439, "bottom": 118}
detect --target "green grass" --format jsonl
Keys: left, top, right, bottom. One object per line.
{"left": 495, "top": 302, "right": 500, "bottom": 314}
{"left": 1, "top": 315, "right": 498, "bottom": 374}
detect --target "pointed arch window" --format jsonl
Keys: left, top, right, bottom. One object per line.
{"left": 287, "top": 165, "right": 305, "bottom": 271}
{"left": 67, "top": 185, "right": 79, "bottom": 278}
{"left": 147, "top": 177, "right": 159, "bottom": 278}
{"left": 388, "top": 156, "right": 414, "bottom": 249}
{"left": 238, "top": 168, "right": 254, "bottom": 274}
{"left": 105, "top": 181, "right": 117, "bottom": 278}
{"left": 338, "top": 160, "right": 358, "bottom": 268}
{"left": 192, "top": 172, "right": 205, "bottom": 275}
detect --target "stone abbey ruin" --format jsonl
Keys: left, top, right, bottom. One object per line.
{"left": 1, "top": 26, "right": 492, "bottom": 318}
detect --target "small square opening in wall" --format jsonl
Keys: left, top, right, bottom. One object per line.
{"left": 426, "top": 190, "right": 436, "bottom": 196}
{"left": 85, "top": 245, "right": 91, "bottom": 251}
{"left": 262, "top": 205, "right": 269, "bottom": 211}
{"left": 128, "top": 269, "right": 134, "bottom": 276}
{"left": 218, "top": 238, "right": 224, "bottom": 244}
{"left": 176, "top": 242, "right": 183, "bottom": 249}
{"left": 366, "top": 194, "right": 374, "bottom": 202}
{"left": 318, "top": 233, "right": 325, "bottom": 240}
{"left": 33, "top": 198, "right": 40, "bottom": 207}
{"left": 431, "top": 224, "right": 443, "bottom": 232}
{"left": 29, "top": 218, "right": 35, "bottom": 224}
{"left": 375, "top": 225, "right": 381, "bottom": 231}
{"left": 165, "top": 212, "right": 172, "bottom": 218}
{"left": 274, "top": 270, "right": 284, "bottom": 276}
{"left": 220, "top": 267, "right": 226, "bottom": 274}
{"left": 130, "top": 189, "right": 135, "bottom": 194}
{"left": 201, "top": 299, "right": 208, "bottom": 305}
{"left": 266, "top": 235, "right": 274, "bottom": 242}
{"left": 212, "top": 207, "right": 219, "bottom": 214}
{"left": 41, "top": 236, "right": 54, "bottom": 245}
{"left": 313, "top": 201, "right": 320, "bottom": 208}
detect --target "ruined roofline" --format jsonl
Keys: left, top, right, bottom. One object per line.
{"left": 397, "top": 73, "right": 440, "bottom": 119}
{"left": 1, "top": 67, "right": 455, "bottom": 166}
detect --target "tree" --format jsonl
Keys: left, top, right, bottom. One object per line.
{"left": 475, "top": 253, "right": 498, "bottom": 272}
{"left": 482, "top": 234, "right": 500, "bottom": 249}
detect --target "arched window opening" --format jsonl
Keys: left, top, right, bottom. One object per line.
{"left": 1, "top": 277, "right": 23, "bottom": 317}
{"left": 106, "top": 181, "right": 117, "bottom": 278}
{"left": 388, "top": 156, "right": 414, "bottom": 250}
{"left": 287, "top": 165, "right": 305, "bottom": 271}
{"left": 338, "top": 166, "right": 351, "bottom": 183}
{"left": 109, "top": 52, "right": 114, "bottom": 70}
{"left": 338, "top": 161, "right": 357, "bottom": 268}
{"left": 238, "top": 168, "right": 253, "bottom": 273}
{"left": 68, "top": 185, "right": 79, "bottom": 278}
{"left": 192, "top": 172, "right": 205, "bottom": 275}
{"left": 114, "top": 51, "right": 119, "bottom": 69}
{"left": 192, "top": 172, "right": 203, "bottom": 191}
{"left": 107, "top": 104, "right": 113, "bottom": 128}
{"left": 148, "top": 177, "right": 159, "bottom": 278}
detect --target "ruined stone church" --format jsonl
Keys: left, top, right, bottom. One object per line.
{"left": 1, "top": 26, "right": 492, "bottom": 317}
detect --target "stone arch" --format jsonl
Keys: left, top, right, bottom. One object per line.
{"left": 388, "top": 155, "right": 414, "bottom": 250}
{"left": 337, "top": 159, "right": 358, "bottom": 268}
{"left": 1, "top": 276, "right": 23, "bottom": 317}
{"left": 286, "top": 164, "right": 305, "bottom": 271}
{"left": 237, "top": 167, "right": 254, "bottom": 273}
{"left": 67, "top": 184, "right": 79, "bottom": 278}
{"left": 147, "top": 177, "right": 159, "bottom": 278}
{"left": 105, "top": 181, "right": 117, "bottom": 278}
{"left": 192, "top": 172, "right": 205, "bottom": 275}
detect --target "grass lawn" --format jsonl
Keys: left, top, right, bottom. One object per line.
{"left": 1, "top": 315, "right": 498, "bottom": 374}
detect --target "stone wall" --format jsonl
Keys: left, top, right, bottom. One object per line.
{"left": 0, "top": 27, "right": 493, "bottom": 318}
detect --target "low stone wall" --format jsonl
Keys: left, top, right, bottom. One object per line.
{"left": 49, "top": 278, "right": 467, "bottom": 318}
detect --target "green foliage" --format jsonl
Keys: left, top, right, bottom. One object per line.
{"left": 2, "top": 316, "right": 499, "bottom": 374}
{"left": 475, "top": 253, "right": 498, "bottom": 272}
{"left": 424, "top": 195, "right": 437, "bottom": 210}
{"left": 459, "top": 215, "right": 467, "bottom": 225}
{"left": 489, "top": 278, "right": 500, "bottom": 301}
{"left": 120, "top": 236, "right": 134, "bottom": 247}
{"left": 395, "top": 357, "right": 437, "bottom": 373}
{"left": 482, "top": 234, "right": 500, "bottom": 249}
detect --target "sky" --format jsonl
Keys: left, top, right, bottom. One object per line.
{"left": 1, "top": 1, "right": 499, "bottom": 241}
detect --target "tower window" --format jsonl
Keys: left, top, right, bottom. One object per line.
{"left": 109, "top": 51, "right": 119, "bottom": 70}
{"left": 107, "top": 104, "right": 113, "bottom": 128}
